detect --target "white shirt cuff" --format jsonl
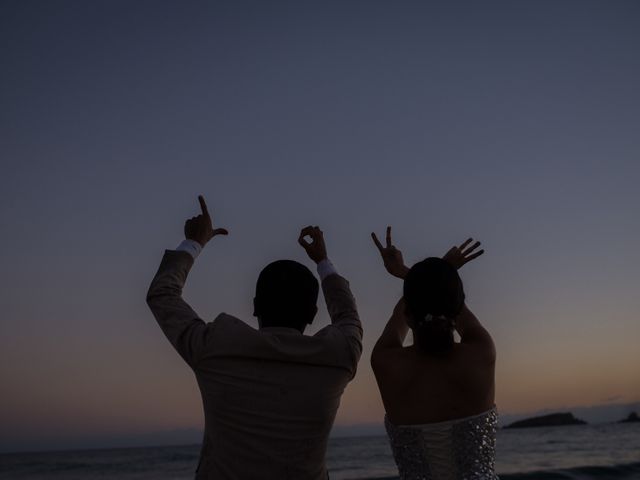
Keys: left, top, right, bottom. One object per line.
{"left": 175, "top": 239, "right": 203, "bottom": 259}
{"left": 317, "top": 258, "right": 338, "bottom": 281}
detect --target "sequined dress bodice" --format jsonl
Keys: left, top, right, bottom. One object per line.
{"left": 385, "top": 407, "right": 499, "bottom": 480}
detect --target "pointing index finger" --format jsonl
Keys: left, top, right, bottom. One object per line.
{"left": 198, "top": 195, "right": 210, "bottom": 217}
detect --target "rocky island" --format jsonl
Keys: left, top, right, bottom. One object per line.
{"left": 618, "top": 412, "right": 640, "bottom": 423}
{"left": 505, "top": 412, "right": 587, "bottom": 429}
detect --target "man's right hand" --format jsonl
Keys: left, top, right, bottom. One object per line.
{"left": 298, "top": 226, "right": 328, "bottom": 264}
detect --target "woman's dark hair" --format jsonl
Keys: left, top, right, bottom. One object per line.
{"left": 403, "top": 257, "right": 465, "bottom": 356}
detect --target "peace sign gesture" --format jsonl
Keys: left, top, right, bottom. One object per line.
{"left": 442, "top": 238, "right": 484, "bottom": 270}
{"left": 371, "top": 226, "right": 410, "bottom": 279}
{"left": 184, "top": 195, "right": 229, "bottom": 247}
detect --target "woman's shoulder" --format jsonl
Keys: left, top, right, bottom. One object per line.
{"left": 371, "top": 346, "right": 425, "bottom": 392}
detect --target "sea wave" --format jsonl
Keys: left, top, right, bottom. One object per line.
{"left": 351, "top": 461, "right": 640, "bottom": 480}
{"left": 499, "top": 461, "right": 640, "bottom": 480}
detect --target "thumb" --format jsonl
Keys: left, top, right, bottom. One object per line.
{"left": 213, "top": 228, "right": 229, "bottom": 236}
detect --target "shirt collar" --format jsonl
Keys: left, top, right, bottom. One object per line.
{"left": 260, "top": 326, "right": 303, "bottom": 335}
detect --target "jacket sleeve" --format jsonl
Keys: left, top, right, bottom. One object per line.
{"left": 146, "top": 250, "right": 212, "bottom": 367}
{"left": 321, "top": 273, "right": 363, "bottom": 372}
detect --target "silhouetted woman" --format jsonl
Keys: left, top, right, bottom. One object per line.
{"left": 371, "top": 228, "right": 497, "bottom": 480}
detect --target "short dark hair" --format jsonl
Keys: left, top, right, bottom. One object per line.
{"left": 254, "top": 260, "right": 319, "bottom": 330}
{"left": 403, "top": 257, "right": 465, "bottom": 356}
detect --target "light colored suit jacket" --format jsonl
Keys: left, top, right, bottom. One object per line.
{"left": 147, "top": 250, "right": 362, "bottom": 480}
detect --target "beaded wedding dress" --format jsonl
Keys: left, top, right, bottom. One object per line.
{"left": 384, "top": 407, "right": 499, "bottom": 480}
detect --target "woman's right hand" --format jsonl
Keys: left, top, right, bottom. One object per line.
{"left": 371, "top": 226, "right": 410, "bottom": 279}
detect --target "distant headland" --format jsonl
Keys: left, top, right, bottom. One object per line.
{"left": 618, "top": 412, "right": 640, "bottom": 423}
{"left": 504, "top": 412, "right": 587, "bottom": 429}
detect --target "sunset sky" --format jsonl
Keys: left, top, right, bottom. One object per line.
{"left": 1, "top": 1, "right": 639, "bottom": 452}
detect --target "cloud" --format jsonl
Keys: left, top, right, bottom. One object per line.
{"left": 603, "top": 395, "right": 623, "bottom": 403}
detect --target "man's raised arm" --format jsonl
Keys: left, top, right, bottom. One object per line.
{"left": 298, "top": 226, "right": 363, "bottom": 365}
{"left": 146, "top": 195, "right": 228, "bottom": 367}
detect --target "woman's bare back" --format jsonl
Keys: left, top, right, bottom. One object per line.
{"left": 374, "top": 341, "right": 495, "bottom": 425}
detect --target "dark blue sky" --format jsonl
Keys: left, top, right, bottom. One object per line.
{"left": 1, "top": 1, "right": 639, "bottom": 451}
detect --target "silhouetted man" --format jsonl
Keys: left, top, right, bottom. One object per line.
{"left": 146, "top": 196, "right": 362, "bottom": 479}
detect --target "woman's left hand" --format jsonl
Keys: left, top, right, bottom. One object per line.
{"left": 372, "top": 226, "right": 410, "bottom": 279}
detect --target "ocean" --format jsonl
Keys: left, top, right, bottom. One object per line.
{"left": 1, "top": 423, "right": 638, "bottom": 479}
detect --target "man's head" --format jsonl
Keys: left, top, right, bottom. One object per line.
{"left": 253, "top": 260, "right": 319, "bottom": 332}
